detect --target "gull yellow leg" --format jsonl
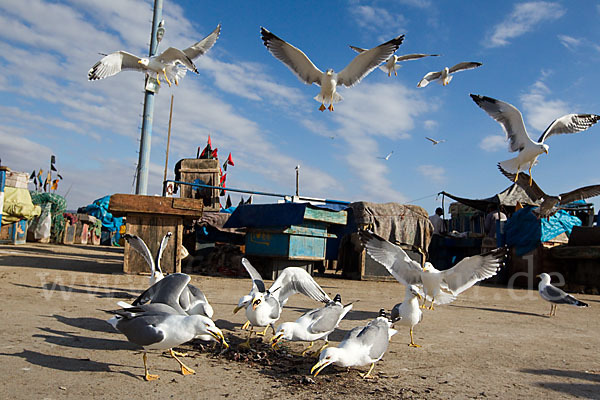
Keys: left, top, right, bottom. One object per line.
{"left": 528, "top": 165, "right": 533, "bottom": 186}
{"left": 388, "top": 70, "right": 392, "bottom": 77}
{"left": 359, "top": 363, "right": 376, "bottom": 379}
{"left": 239, "top": 328, "right": 255, "bottom": 349}
{"left": 162, "top": 69, "right": 172, "bottom": 87}
{"left": 394, "top": 69, "right": 398, "bottom": 77}
{"left": 143, "top": 352, "right": 159, "bottom": 381}
{"left": 300, "top": 341, "right": 314, "bottom": 356}
{"left": 428, "top": 297, "right": 436, "bottom": 310}
{"left": 169, "top": 349, "right": 195, "bottom": 375}
{"left": 256, "top": 325, "right": 270, "bottom": 337}
{"left": 409, "top": 328, "right": 421, "bottom": 348}
{"left": 315, "top": 341, "right": 329, "bottom": 355}
{"left": 514, "top": 171, "right": 519, "bottom": 182}
{"left": 241, "top": 320, "right": 250, "bottom": 330}
{"left": 156, "top": 73, "right": 161, "bottom": 86}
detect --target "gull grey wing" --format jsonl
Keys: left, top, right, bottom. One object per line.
{"left": 337, "top": 34, "right": 405, "bottom": 87}
{"left": 396, "top": 53, "right": 440, "bottom": 62}
{"left": 182, "top": 24, "right": 221, "bottom": 60}
{"left": 157, "top": 47, "right": 197, "bottom": 72}
{"left": 241, "top": 258, "right": 266, "bottom": 293}
{"left": 88, "top": 51, "right": 143, "bottom": 80}
{"left": 266, "top": 295, "right": 281, "bottom": 320}
{"left": 349, "top": 45, "right": 367, "bottom": 53}
{"left": 449, "top": 61, "right": 482, "bottom": 73}
{"left": 537, "top": 114, "right": 600, "bottom": 143}
{"left": 132, "top": 273, "right": 191, "bottom": 313}
{"left": 470, "top": 94, "right": 534, "bottom": 153}
{"left": 541, "top": 284, "right": 588, "bottom": 306}
{"left": 497, "top": 164, "right": 546, "bottom": 201}
{"left": 123, "top": 234, "right": 155, "bottom": 271}
{"left": 441, "top": 248, "right": 506, "bottom": 295}
{"left": 307, "top": 304, "right": 345, "bottom": 334}
{"left": 115, "top": 314, "right": 167, "bottom": 346}
{"left": 154, "top": 232, "right": 172, "bottom": 274}
{"left": 270, "top": 267, "right": 330, "bottom": 304}
{"left": 260, "top": 27, "right": 323, "bottom": 85}
{"left": 417, "top": 70, "right": 441, "bottom": 87}
{"left": 359, "top": 230, "right": 422, "bottom": 286}
{"left": 355, "top": 319, "right": 390, "bottom": 360}
{"left": 559, "top": 184, "right": 600, "bottom": 205}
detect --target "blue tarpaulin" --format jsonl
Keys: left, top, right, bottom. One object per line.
{"left": 503, "top": 206, "right": 582, "bottom": 256}
{"left": 79, "top": 195, "right": 123, "bottom": 244}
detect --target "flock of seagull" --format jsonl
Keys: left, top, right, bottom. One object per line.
{"left": 88, "top": 23, "right": 596, "bottom": 382}
{"left": 107, "top": 230, "right": 588, "bottom": 381}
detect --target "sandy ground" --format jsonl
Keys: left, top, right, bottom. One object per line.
{"left": 0, "top": 243, "right": 599, "bottom": 399}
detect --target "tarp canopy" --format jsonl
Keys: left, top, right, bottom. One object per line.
{"left": 441, "top": 183, "right": 541, "bottom": 213}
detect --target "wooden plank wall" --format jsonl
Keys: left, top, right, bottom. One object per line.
{"left": 123, "top": 213, "right": 183, "bottom": 275}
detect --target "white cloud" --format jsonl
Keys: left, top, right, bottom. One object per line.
{"left": 519, "top": 75, "right": 569, "bottom": 132}
{"left": 424, "top": 120, "right": 438, "bottom": 130}
{"left": 479, "top": 135, "right": 506, "bottom": 152}
{"left": 417, "top": 164, "right": 445, "bottom": 183}
{"left": 557, "top": 34, "right": 582, "bottom": 51}
{"left": 486, "top": 2, "right": 566, "bottom": 47}
{"left": 349, "top": 5, "right": 408, "bottom": 41}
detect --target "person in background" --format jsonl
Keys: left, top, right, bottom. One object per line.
{"left": 429, "top": 207, "right": 445, "bottom": 235}
{"left": 484, "top": 203, "right": 507, "bottom": 239}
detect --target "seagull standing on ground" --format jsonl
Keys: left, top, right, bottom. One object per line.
{"left": 471, "top": 94, "right": 600, "bottom": 185}
{"left": 498, "top": 165, "right": 600, "bottom": 218}
{"left": 537, "top": 273, "right": 589, "bottom": 317}
{"left": 417, "top": 62, "right": 482, "bottom": 87}
{"left": 271, "top": 294, "right": 353, "bottom": 356}
{"left": 311, "top": 309, "right": 397, "bottom": 379}
{"left": 88, "top": 24, "right": 221, "bottom": 87}
{"left": 360, "top": 230, "right": 506, "bottom": 309}
{"left": 391, "top": 285, "right": 423, "bottom": 347}
{"left": 106, "top": 303, "right": 228, "bottom": 381}
{"left": 260, "top": 27, "right": 404, "bottom": 111}
{"left": 233, "top": 258, "right": 331, "bottom": 348}
{"left": 349, "top": 46, "right": 439, "bottom": 77}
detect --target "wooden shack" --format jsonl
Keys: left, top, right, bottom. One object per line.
{"left": 109, "top": 194, "right": 203, "bottom": 275}
{"left": 174, "top": 158, "right": 221, "bottom": 212}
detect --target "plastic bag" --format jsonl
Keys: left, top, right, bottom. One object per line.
{"left": 34, "top": 204, "right": 52, "bottom": 240}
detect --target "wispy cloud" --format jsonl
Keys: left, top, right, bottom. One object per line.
{"left": 417, "top": 164, "right": 446, "bottom": 183}
{"left": 557, "top": 34, "right": 582, "bottom": 51}
{"left": 479, "top": 135, "right": 506, "bottom": 152}
{"left": 486, "top": 2, "right": 566, "bottom": 47}
{"left": 519, "top": 75, "right": 569, "bottom": 132}
{"left": 349, "top": 5, "right": 408, "bottom": 41}
{"left": 424, "top": 120, "right": 438, "bottom": 130}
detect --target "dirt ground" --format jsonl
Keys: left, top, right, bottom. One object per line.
{"left": 0, "top": 243, "right": 598, "bottom": 399}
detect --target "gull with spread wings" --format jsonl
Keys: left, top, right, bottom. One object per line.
{"left": 261, "top": 27, "right": 404, "bottom": 111}
{"left": 498, "top": 165, "right": 600, "bottom": 218}
{"left": 88, "top": 24, "right": 221, "bottom": 87}
{"left": 233, "top": 258, "right": 331, "bottom": 348}
{"left": 360, "top": 231, "right": 506, "bottom": 310}
{"left": 349, "top": 46, "right": 439, "bottom": 77}
{"left": 417, "top": 62, "right": 482, "bottom": 87}
{"left": 471, "top": 94, "right": 600, "bottom": 185}
{"left": 425, "top": 137, "right": 446, "bottom": 145}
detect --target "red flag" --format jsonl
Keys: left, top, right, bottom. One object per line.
{"left": 207, "top": 135, "right": 212, "bottom": 147}
{"left": 226, "top": 152, "right": 234, "bottom": 166}
{"left": 211, "top": 148, "right": 218, "bottom": 159}
{"left": 220, "top": 173, "right": 227, "bottom": 185}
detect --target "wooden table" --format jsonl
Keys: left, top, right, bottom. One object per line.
{"left": 109, "top": 194, "right": 203, "bottom": 275}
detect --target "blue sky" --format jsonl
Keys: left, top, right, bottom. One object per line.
{"left": 1, "top": 0, "right": 600, "bottom": 216}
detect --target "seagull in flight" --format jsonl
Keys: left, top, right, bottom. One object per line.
{"left": 377, "top": 151, "right": 394, "bottom": 160}
{"left": 260, "top": 27, "right": 404, "bottom": 111}
{"left": 418, "top": 62, "right": 482, "bottom": 87}
{"left": 497, "top": 165, "right": 600, "bottom": 218}
{"left": 471, "top": 94, "right": 600, "bottom": 185}
{"left": 88, "top": 24, "right": 221, "bottom": 87}
{"left": 349, "top": 46, "right": 439, "bottom": 77}
{"left": 425, "top": 137, "right": 446, "bottom": 145}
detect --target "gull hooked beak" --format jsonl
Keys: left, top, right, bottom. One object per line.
{"left": 535, "top": 274, "right": 541, "bottom": 278}
{"left": 207, "top": 328, "right": 229, "bottom": 349}
{"left": 310, "top": 359, "right": 333, "bottom": 377}
{"left": 543, "top": 148, "right": 549, "bottom": 154}
{"left": 137, "top": 60, "right": 143, "bottom": 64}
{"left": 232, "top": 305, "right": 244, "bottom": 314}
{"left": 270, "top": 333, "right": 284, "bottom": 348}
